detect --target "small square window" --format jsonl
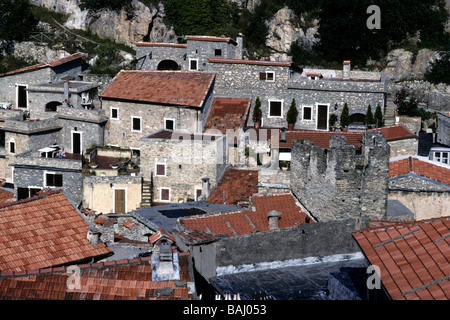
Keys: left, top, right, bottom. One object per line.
{"left": 303, "top": 107, "right": 312, "bottom": 120}
{"left": 111, "top": 108, "right": 119, "bottom": 119}
{"left": 165, "top": 119, "right": 175, "bottom": 130}
{"left": 190, "top": 59, "right": 198, "bottom": 70}
{"left": 161, "top": 188, "right": 170, "bottom": 201}
{"left": 46, "top": 173, "right": 63, "bottom": 187}
{"left": 156, "top": 163, "right": 166, "bottom": 176}
{"left": 269, "top": 100, "right": 282, "bottom": 117}
{"left": 259, "top": 71, "right": 275, "bottom": 82}
{"left": 215, "top": 49, "right": 222, "bottom": 57}
{"left": 132, "top": 117, "right": 141, "bottom": 132}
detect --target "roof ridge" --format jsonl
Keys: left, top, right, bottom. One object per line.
{"left": 354, "top": 215, "right": 450, "bottom": 234}
{"left": 0, "top": 188, "right": 63, "bottom": 210}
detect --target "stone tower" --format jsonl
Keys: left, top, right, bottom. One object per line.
{"left": 290, "top": 131, "right": 389, "bottom": 222}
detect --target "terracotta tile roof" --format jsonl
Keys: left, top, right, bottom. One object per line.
{"left": 207, "top": 168, "right": 258, "bottom": 206}
{"left": 0, "top": 53, "right": 85, "bottom": 77}
{"left": 136, "top": 42, "right": 187, "bottom": 48}
{"left": 0, "top": 190, "right": 112, "bottom": 272}
{"left": 203, "top": 98, "right": 250, "bottom": 134}
{"left": 208, "top": 58, "right": 292, "bottom": 67}
{"left": 100, "top": 70, "right": 215, "bottom": 108}
{"left": 0, "top": 189, "right": 14, "bottom": 204}
{"left": 0, "top": 253, "right": 193, "bottom": 300}
{"left": 179, "top": 192, "right": 312, "bottom": 240}
{"left": 149, "top": 228, "right": 176, "bottom": 244}
{"left": 353, "top": 216, "right": 450, "bottom": 300}
{"left": 389, "top": 156, "right": 450, "bottom": 187}
{"left": 370, "top": 125, "right": 418, "bottom": 141}
{"left": 185, "top": 35, "right": 234, "bottom": 43}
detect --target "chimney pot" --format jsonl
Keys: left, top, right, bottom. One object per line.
{"left": 268, "top": 210, "right": 281, "bottom": 230}
{"left": 87, "top": 227, "right": 101, "bottom": 245}
{"left": 343, "top": 60, "right": 351, "bottom": 79}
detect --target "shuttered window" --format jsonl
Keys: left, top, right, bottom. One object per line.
{"left": 161, "top": 188, "right": 170, "bottom": 201}
{"left": 156, "top": 164, "right": 166, "bottom": 176}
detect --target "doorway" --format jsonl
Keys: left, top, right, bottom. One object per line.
{"left": 114, "top": 189, "right": 126, "bottom": 213}
{"left": 72, "top": 132, "right": 81, "bottom": 154}
{"left": 317, "top": 104, "right": 328, "bottom": 130}
{"left": 17, "top": 85, "right": 27, "bottom": 108}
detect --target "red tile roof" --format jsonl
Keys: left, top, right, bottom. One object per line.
{"left": 0, "top": 253, "right": 193, "bottom": 300}
{"left": 280, "top": 130, "right": 363, "bottom": 149}
{"left": 370, "top": 125, "right": 418, "bottom": 141}
{"left": 389, "top": 156, "right": 450, "bottom": 187}
{"left": 0, "top": 189, "right": 14, "bottom": 204}
{"left": 0, "top": 53, "right": 85, "bottom": 77}
{"left": 203, "top": 98, "right": 250, "bottom": 134}
{"left": 149, "top": 228, "right": 176, "bottom": 244}
{"left": 179, "top": 192, "right": 312, "bottom": 239}
{"left": 100, "top": 70, "right": 215, "bottom": 108}
{"left": 207, "top": 168, "right": 258, "bottom": 207}
{"left": 0, "top": 190, "right": 112, "bottom": 272}
{"left": 353, "top": 216, "right": 450, "bottom": 300}
{"left": 185, "top": 35, "right": 234, "bottom": 43}
{"left": 136, "top": 42, "right": 187, "bottom": 48}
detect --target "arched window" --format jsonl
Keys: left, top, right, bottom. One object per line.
{"left": 45, "top": 101, "right": 62, "bottom": 112}
{"left": 157, "top": 60, "right": 179, "bottom": 71}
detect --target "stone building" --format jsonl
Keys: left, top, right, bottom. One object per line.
{"left": 136, "top": 36, "right": 386, "bottom": 131}
{"left": 290, "top": 131, "right": 390, "bottom": 222}
{"left": 100, "top": 70, "right": 216, "bottom": 151}
{"left": 436, "top": 111, "right": 450, "bottom": 147}
{"left": 139, "top": 129, "right": 227, "bottom": 205}
{"left": 0, "top": 53, "right": 86, "bottom": 110}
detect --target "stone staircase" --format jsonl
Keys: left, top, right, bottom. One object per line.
{"left": 384, "top": 98, "right": 397, "bottom": 126}
{"left": 141, "top": 179, "right": 152, "bottom": 208}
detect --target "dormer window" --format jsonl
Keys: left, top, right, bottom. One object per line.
{"left": 260, "top": 71, "right": 275, "bottom": 82}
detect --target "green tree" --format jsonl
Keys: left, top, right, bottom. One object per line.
{"left": 252, "top": 96, "right": 262, "bottom": 125}
{"left": 286, "top": 98, "right": 299, "bottom": 125}
{"left": 0, "top": 0, "right": 37, "bottom": 43}
{"left": 425, "top": 50, "right": 450, "bottom": 85}
{"left": 365, "top": 105, "right": 375, "bottom": 127}
{"left": 340, "top": 103, "right": 350, "bottom": 128}
{"left": 374, "top": 104, "right": 384, "bottom": 127}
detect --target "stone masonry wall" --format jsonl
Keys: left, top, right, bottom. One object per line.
{"left": 388, "top": 138, "right": 418, "bottom": 157}
{"left": 388, "top": 190, "right": 449, "bottom": 220}
{"left": 136, "top": 44, "right": 187, "bottom": 71}
{"left": 140, "top": 134, "right": 227, "bottom": 202}
{"left": 437, "top": 112, "right": 450, "bottom": 146}
{"left": 290, "top": 132, "right": 390, "bottom": 222}
{"left": 103, "top": 100, "right": 201, "bottom": 149}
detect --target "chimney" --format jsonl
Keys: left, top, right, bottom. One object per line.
{"left": 200, "top": 177, "right": 210, "bottom": 200}
{"left": 236, "top": 33, "right": 244, "bottom": 60}
{"left": 86, "top": 227, "right": 101, "bottom": 245}
{"left": 268, "top": 210, "right": 281, "bottom": 230}
{"left": 343, "top": 60, "right": 351, "bottom": 79}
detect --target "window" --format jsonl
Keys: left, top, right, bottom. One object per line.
{"left": 165, "top": 118, "right": 175, "bottom": 130}
{"left": 156, "top": 163, "right": 166, "bottom": 176}
{"left": 268, "top": 100, "right": 283, "bottom": 118}
{"left": 434, "top": 151, "right": 449, "bottom": 164}
{"left": 259, "top": 71, "right": 275, "bottom": 82}
{"left": 189, "top": 59, "right": 198, "bottom": 70}
{"left": 303, "top": 106, "right": 312, "bottom": 121}
{"left": 195, "top": 188, "right": 202, "bottom": 201}
{"left": 16, "top": 84, "right": 28, "bottom": 108}
{"left": 131, "top": 116, "right": 142, "bottom": 132}
{"left": 214, "top": 49, "right": 222, "bottom": 57}
{"left": 110, "top": 107, "right": 119, "bottom": 120}
{"left": 45, "top": 173, "right": 63, "bottom": 187}
{"left": 9, "top": 141, "right": 15, "bottom": 154}
{"left": 160, "top": 188, "right": 170, "bottom": 201}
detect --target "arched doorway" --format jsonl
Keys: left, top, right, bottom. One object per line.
{"left": 45, "top": 101, "right": 62, "bottom": 112}
{"left": 350, "top": 113, "right": 365, "bottom": 124}
{"left": 157, "top": 60, "right": 179, "bottom": 70}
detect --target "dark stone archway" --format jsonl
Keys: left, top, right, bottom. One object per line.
{"left": 350, "top": 113, "right": 365, "bottom": 124}
{"left": 45, "top": 101, "right": 62, "bottom": 112}
{"left": 157, "top": 60, "right": 179, "bottom": 71}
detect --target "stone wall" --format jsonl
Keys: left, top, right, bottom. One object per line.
{"left": 190, "top": 216, "right": 368, "bottom": 280}
{"left": 388, "top": 138, "right": 418, "bottom": 157}
{"left": 388, "top": 190, "right": 449, "bottom": 220}
{"left": 389, "top": 174, "right": 449, "bottom": 192}
{"left": 103, "top": 100, "right": 203, "bottom": 149}
{"left": 290, "top": 132, "right": 390, "bottom": 222}
{"left": 83, "top": 175, "right": 142, "bottom": 214}
{"left": 13, "top": 151, "right": 83, "bottom": 202}
{"left": 140, "top": 133, "right": 227, "bottom": 203}
{"left": 136, "top": 44, "right": 188, "bottom": 71}
{"left": 437, "top": 111, "right": 450, "bottom": 146}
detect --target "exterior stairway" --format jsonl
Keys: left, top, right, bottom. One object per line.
{"left": 141, "top": 179, "right": 152, "bottom": 208}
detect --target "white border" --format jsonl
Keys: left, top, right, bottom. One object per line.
{"left": 189, "top": 58, "right": 198, "bottom": 70}
{"left": 315, "top": 103, "right": 330, "bottom": 131}
{"left": 268, "top": 99, "right": 284, "bottom": 118}
{"left": 302, "top": 105, "right": 313, "bottom": 121}
{"left": 110, "top": 107, "right": 119, "bottom": 120}
{"left": 15, "top": 83, "right": 28, "bottom": 109}
{"left": 164, "top": 117, "right": 176, "bottom": 130}
{"left": 113, "top": 187, "right": 127, "bottom": 213}
{"left": 71, "top": 130, "right": 83, "bottom": 154}
{"left": 160, "top": 187, "right": 171, "bottom": 202}
{"left": 155, "top": 162, "right": 167, "bottom": 177}
{"left": 131, "top": 116, "right": 142, "bottom": 132}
